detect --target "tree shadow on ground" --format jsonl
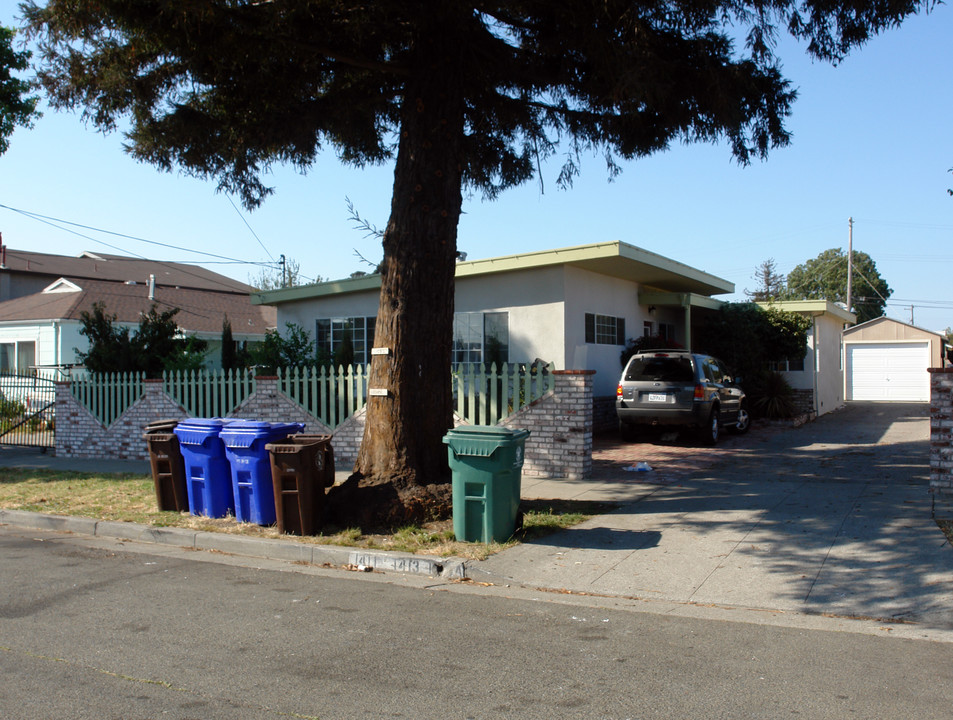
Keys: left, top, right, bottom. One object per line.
{"left": 524, "top": 402, "right": 953, "bottom": 626}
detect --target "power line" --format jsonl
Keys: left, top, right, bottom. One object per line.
{"left": 226, "top": 195, "right": 274, "bottom": 263}
{"left": 0, "top": 203, "right": 277, "bottom": 269}
{"left": 0, "top": 205, "right": 278, "bottom": 293}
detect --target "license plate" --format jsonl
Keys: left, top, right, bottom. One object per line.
{"left": 647, "top": 393, "right": 668, "bottom": 403}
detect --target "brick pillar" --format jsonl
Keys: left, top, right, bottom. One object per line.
{"left": 504, "top": 369, "right": 594, "bottom": 479}
{"left": 929, "top": 368, "right": 953, "bottom": 495}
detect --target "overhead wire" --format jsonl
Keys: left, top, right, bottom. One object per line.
{"left": 0, "top": 204, "right": 278, "bottom": 293}
{"left": 0, "top": 203, "right": 277, "bottom": 269}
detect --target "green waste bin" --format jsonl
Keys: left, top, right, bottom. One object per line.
{"left": 442, "top": 425, "right": 530, "bottom": 543}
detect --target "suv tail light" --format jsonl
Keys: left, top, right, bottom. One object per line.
{"left": 693, "top": 384, "right": 705, "bottom": 401}
{"left": 616, "top": 384, "right": 623, "bottom": 397}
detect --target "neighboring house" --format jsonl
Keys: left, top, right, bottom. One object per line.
{"left": 843, "top": 317, "right": 947, "bottom": 402}
{"left": 0, "top": 247, "right": 276, "bottom": 374}
{"left": 252, "top": 241, "right": 734, "bottom": 402}
{"left": 758, "top": 300, "right": 856, "bottom": 417}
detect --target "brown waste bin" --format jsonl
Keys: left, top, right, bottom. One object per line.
{"left": 143, "top": 418, "right": 189, "bottom": 512}
{"left": 266, "top": 434, "right": 335, "bottom": 536}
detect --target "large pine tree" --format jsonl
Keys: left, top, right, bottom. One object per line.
{"left": 24, "top": 0, "right": 928, "bottom": 523}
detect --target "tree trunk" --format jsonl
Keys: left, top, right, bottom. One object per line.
{"left": 329, "top": 21, "right": 466, "bottom": 527}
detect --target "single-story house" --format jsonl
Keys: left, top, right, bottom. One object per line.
{"left": 758, "top": 300, "right": 856, "bottom": 417}
{"left": 253, "top": 241, "right": 735, "bottom": 403}
{"left": 843, "top": 317, "right": 948, "bottom": 402}
{"left": 0, "top": 248, "right": 276, "bottom": 375}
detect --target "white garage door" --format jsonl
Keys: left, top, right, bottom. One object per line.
{"left": 846, "top": 342, "right": 930, "bottom": 402}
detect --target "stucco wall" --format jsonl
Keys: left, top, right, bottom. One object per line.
{"left": 454, "top": 265, "right": 566, "bottom": 370}
{"left": 269, "top": 264, "right": 656, "bottom": 398}
{"left": 563, "top": 265, "right": 646, "bottom": 397}
{"left": 814, "top": 314, "right": 846, "bottom": 415}
{"left": 277, "top": 291, "right": 381, "bottom": 339}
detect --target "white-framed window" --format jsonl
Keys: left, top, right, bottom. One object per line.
{"left": 0, "top": 341, "right": 36, "bottom": 374}
{"left": 585, "top": 313, "right": 625, "bottom": 346}
{"left": 316, "top": 317, "right": 376, "bottom": 365}
{"left": 453, "top": 312, "right": 509, "bottom": 365}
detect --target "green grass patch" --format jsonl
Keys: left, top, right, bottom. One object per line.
{"left": 0, "top": 468, "right": 616, "bottom": 560}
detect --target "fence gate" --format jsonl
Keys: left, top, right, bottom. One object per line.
{"left": 0, "top": 374, "right": 55, "bottom": 450}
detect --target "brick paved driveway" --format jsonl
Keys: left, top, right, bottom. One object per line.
{"left": 591, "top": 420, "right": 786, "bottom": 483}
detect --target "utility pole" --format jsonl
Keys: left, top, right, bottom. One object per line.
{"left": 909, "top": 305, "right": 915, "bottom": 325}
{"left": 279, "top": 254, "right": 287, "bottom": 289}
{"left": 846, "top": 217, "right": 853, "bottom": 315}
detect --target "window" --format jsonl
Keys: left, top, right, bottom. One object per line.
{"left": 643, "top": 321, "right": 654, "bottom": 338}
{"left": 658, "top": 322, "right": 676, "bottom": 341}
{"left": 768, "top": 356, "right": 806, "bottom": 372}
{"left": 0, "top": 341, "right": 36, "bottom": 374}
{"left": 453, "top": 312, "right": 509, "bottom": 365}
{"left": 585, "top": 313, "right": 625, "bottom": 346}
{"left": 624, "top": 355, "right": 693, "bottom": 382}
{"left": 316, "top": 317, "right": 376, "bottom": 366}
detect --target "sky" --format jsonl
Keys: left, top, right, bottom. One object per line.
{"left": 1, "top": 3, "right": 952, "bottom": 333}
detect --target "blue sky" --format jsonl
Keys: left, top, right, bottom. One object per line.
{"left": 2, "top": 3, "right": 951, "bottom": 332}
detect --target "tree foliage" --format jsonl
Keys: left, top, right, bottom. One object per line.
{"left": 745, "top": 258, "right": 786, "bottom": 301}
{"left": 0, "top": 25, "right": 40, "bottom": 155}
{"left": 782, "top": 248, "right": 891, "bottom": 323}
{"left": 694, "top": 302, "right": 810, "bottom": 415}
{"left": 76, "top": 302, "right": 208, "bottom": 377}
{"left": 25, "top": 0, "right": 930, "bottom": 520}
{"left": 248, "top": 323, "right": 320, "bottom": 373}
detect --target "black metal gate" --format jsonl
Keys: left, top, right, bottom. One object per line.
{"left": 0, "top": 374, "right": 55, "bottom": 450}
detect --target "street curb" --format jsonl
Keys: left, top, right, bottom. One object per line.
{"left": 0, "top": 508, "right": 469, "bottom": 580}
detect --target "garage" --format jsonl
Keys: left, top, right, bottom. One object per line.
{"left": 843, "top": 318, "right": 946, "bottom": 403}
{"left": 846, "top": 342, "right": 930, "bottom": 401}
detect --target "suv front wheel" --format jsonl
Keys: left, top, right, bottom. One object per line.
{"left": 729, "top": 402, "right": 751, "bottom": 435}
{"left": 698, "top": 409, "right": 719, "bottom": 445}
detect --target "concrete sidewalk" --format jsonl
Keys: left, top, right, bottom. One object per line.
{"left": 478, "top": 402, "right": 953, "bottom": 629}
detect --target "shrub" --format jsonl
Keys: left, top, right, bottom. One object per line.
{"left": 751, "top": 371, "right": 796, "bottom": 419}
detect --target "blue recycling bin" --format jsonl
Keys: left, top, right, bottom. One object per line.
{"left": 173, "top": 418, "right": 234, "bottom": 518}
{"left": 221, "top": 421, "right": 305, "bottom": 525}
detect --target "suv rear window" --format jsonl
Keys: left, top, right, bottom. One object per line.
{"left": 624, "top": 356, "right": 694, "bottom": 382}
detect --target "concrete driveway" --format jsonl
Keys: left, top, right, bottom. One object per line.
{"left": 478, "top": 402, "right": 953, "bottom": 630}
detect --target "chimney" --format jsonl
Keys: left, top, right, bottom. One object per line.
{"left": 148, "top": 274, "right": 156, "bottom": 301}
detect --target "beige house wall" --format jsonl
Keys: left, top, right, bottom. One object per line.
{"left": 813, "top": 313, "right": 846, "bottom": 415}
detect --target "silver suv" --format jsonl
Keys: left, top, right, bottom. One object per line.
{"left": 616, "top": 349, "right": 749, "bottom": 444}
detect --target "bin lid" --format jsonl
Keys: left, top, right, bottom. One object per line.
{"left": 144, "top": 418, "right": 180, "bottom": 433}
{"left": 220, "top": 420, "right": 304, "bottom": 449}
{"left": 173, "top": 418, "right": 230, "bottom": 445}
{"left": 442, "top": 425, "right": 530, "bottom": 456}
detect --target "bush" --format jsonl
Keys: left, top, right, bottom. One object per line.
{"left": 0, "top": 393, "right": 25, "bottom": 420}
{"left": 751, "top": 371, "right": 796, "bottom": 419}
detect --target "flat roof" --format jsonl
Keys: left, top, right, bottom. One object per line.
{"left": 253, "top": 241, "right": 734, "bottom": 305}
{"left": 758, "top": 300, "right": 856, "bottom": 324}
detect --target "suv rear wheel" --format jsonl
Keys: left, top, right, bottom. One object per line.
{"left": 698, "top": 409, "right": 719, "bottom": 445}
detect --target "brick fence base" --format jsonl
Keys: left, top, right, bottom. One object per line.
{"left": 55, "top": 371, "right": 595, "bottom": 479}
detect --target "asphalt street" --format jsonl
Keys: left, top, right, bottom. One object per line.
{"left": 2, "top": 525, "right": 953, "bottom": 720}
